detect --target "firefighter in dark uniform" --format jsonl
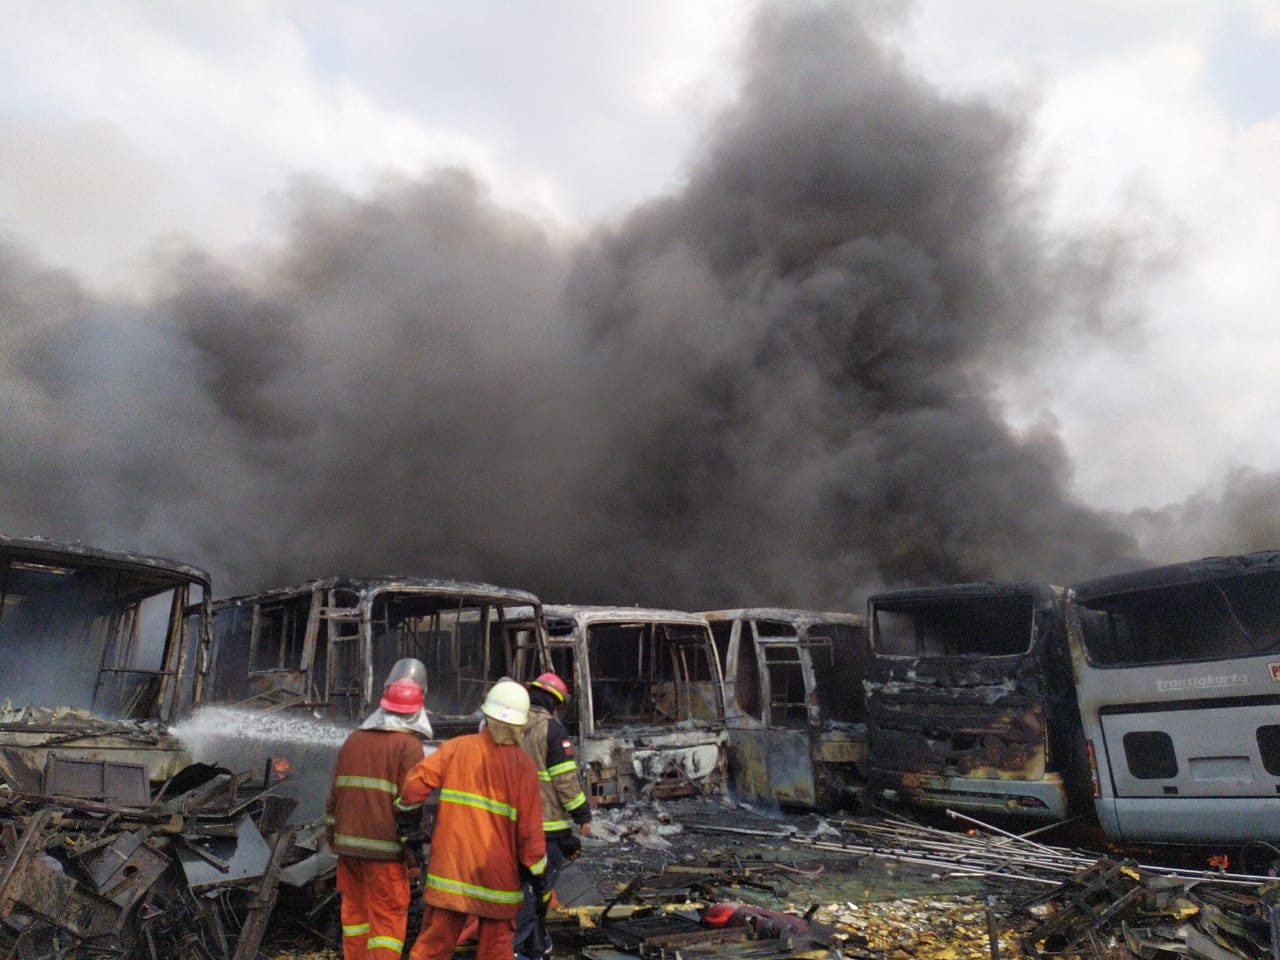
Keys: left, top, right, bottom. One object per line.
{"left": 514, "top": 672, "right": 592, "bottom": 959}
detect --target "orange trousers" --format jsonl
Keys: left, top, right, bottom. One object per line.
{"left": 409, "top": 905, "right": 516, "bottom": 960}
{"left": 337, "top": 856, "right": 411, "bottom": 960}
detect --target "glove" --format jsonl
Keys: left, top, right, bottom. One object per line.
{"left": 529, "top": 871, "right": 552, "bottom": 920}
{"left": 558, "top": 833, "right": 582, "bottom": 861}
{"left": 396, "top": 809, "right": 428, "bottom": 850}
{"left": 399, "top": 827, "right": 429, "bottom": 848}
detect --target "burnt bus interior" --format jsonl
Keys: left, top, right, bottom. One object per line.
{"left": 545, "top": 615, "right": 723, "bottom": 732}
{"left": 0, "top": 541, "right": 206, "bottom": 724}
{"left": 543, "top": 608, "right": 728, "bottom": 805}
{"left": 718, "top": 617, "right": 867, "bottom": 728}
{"left": 708, "top": 611, "right": 869, "bottom": 810}
{"left": 208, "top": 579, "right": 544, "bottom": 728}
{"left": 546, "top": 640, "right": 580, "bottom": 731}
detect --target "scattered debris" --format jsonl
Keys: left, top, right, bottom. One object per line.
{"left": 501, "top": 800, "right": 1280, "bottom": 960}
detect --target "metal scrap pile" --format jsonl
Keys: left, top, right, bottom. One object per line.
{"left": 801, "top": 813, "right": 1280, "bottom": 959}
{"left": 0, "top": 754, "right": 317, "bottom": 959}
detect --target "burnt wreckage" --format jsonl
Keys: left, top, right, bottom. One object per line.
{"left": 11, "top": 532, "right": 1280, "bottom": 958}
{"left": 541, "top": 605, "right": 728, "bottom": 804}
{"left": 193, "top": 594, "right": 729, "bottom": 828}
{"left": 864, "top": 582, "right": 1091, "bottom": 820}
{"left": 0, "top": 536, "right": 300, "bottom": 959}
{"left": 190, "top": 577, "right": 548, "bottom": 822}
{"left": 704, "top": 609, "right": 868, "bottom": 810}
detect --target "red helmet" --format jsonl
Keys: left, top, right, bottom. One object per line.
{"left": 529, "top": 672, "right": 568, "bottom": 703}
{"left": 381, "top": 678, "right": 424, "bottom": 714}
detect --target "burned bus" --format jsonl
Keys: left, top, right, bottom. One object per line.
{"left": 0, "top": 536, "right": 302, "bottom": 957}
{"left": 1066, "top": 550, "right": 1280, "bottom": 845}
{"left": 865, "top": 582, "right": 1089, "bottom": 820}
{"left": 704, "top": 609, "right": 868, "bottom": 810}
{"left": 188, "top": 577, "right": 549, "bottom": 820}
{"left": 0, "top": 535, "right": 209, "bottom": 791}
{"left": 203, "top": 576, "right": 546, "bottom": 728}
{"left": 542, "top": 605, "right": 727, "bottom": 805}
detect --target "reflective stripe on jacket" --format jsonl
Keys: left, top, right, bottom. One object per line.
{"left": 521, "top": 706, "right": 592, "bottom": 835}
{"left": 400, "top": 729, "right": 546, "bottom": 919}
{"left": 326, "top": 728, "right": 426, "bottom": 861}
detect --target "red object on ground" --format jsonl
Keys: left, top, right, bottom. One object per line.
{"left": 701, "top": 903, "right": 808, "bottom": 937}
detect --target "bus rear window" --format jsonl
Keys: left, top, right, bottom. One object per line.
{"left": 1075, "top": 570, "right": 1280, "bottom": 666}
{"left": 872, "top": 595, "right": 1034, "bottom": 657}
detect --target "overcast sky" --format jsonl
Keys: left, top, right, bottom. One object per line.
{"left": 2, "top": 0, "right": 1278, "bottom": 596}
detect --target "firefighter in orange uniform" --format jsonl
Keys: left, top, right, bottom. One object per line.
{"left": 326, "top": 659, "right": 434, "bottom": 960}
{"left": 399, "top": 679, "right": 549, "bottom": 960}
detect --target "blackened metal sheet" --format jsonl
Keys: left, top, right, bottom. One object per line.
{"left": 43, "top": 754, "right": 150, "bottom": 804}
{"left": 178, "top": 814, "right": 272, "bottom": 889}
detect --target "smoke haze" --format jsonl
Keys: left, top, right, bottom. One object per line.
{"left": 2, "top": 2, "right": 1273, "bottom": 608}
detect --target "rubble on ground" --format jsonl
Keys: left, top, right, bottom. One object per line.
{"left": 260, "top": 796, "right": 1280, "bottom": 960}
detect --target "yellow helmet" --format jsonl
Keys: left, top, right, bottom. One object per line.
{"left": 481, "top": 679, "right": 530, "bottom": 726}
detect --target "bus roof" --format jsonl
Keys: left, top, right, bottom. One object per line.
{"left": 213, "top": 575, "right": 541, "bottom": 609}
{"left": 1071, "top": 549, "right": 1280, "bottom": 601}
{"left": 868, "top": 581, "right": 1060, "bottom": 605}
{"left": 0, "top": 534, "right": 211, "bottom": 587}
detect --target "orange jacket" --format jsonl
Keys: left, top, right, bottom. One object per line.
{"left": 400, "top": 729, "right": 546, "bottom": 919}
{"left": 325, "top": 728, "right": 425, "bottom": 861}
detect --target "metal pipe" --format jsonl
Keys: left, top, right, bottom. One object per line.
{"left": 985, "top": 895, "right": 1001, "bottom": 960}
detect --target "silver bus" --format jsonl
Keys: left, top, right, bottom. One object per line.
{"left": 1066, "top": 549, "right": 1280, "bottom": 844}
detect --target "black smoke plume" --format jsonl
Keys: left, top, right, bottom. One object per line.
{"left": 4, "top": 2, "right": 1264, "bottom": 608}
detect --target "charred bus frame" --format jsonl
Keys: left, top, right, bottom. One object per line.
{"left": 1066, "top": 549, "right": 1280, "bottom": 845}
{"left": 704, "top": 609, "right": 868, "bottom": 810}
{"left": 865, "top": 582, "right": 1088, "bottom": 820}
{"left": 204, "top": 576, "right": 547, "bottom": 732}
{"left": 0, "top": 537, "right": 304, "bottom": 958}
{"left": 194, "top": 577, "right": 548, "bottom": 823}
{"left": 0, "top": 535, "right": 210, "bottom": 789}
{"left": 542, "top": 605, "right": 728, "bottom": 805}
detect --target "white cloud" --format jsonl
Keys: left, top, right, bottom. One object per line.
{"left": 897, "top": 1, "right": 1280, "bottom": 510}
{"left": 0, "top": 0, "right": 748, "bottom": 287}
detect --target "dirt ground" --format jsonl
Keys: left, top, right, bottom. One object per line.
{"left": 262, "top": 797, "right": 1275, "bottom": 960}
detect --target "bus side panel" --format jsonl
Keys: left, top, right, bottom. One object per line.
{"left": 1100, "top": 701, "right": 1279, "bottom": 799}
{"left": 1072, "top": 645, "right": 1280, "bottom": 843}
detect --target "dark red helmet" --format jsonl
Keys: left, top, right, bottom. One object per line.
{"left": 529, "top": 671, "right": 568, "bottom": 702}
{"left": 381, "top": 678, "right": 424, "bottom": 714}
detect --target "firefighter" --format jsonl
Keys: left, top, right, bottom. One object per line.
{"left": 325, "top": 658, "right": 434, "bottom": 960}
{"left": 513, "top": 671, "right": 592, "bottom": 960}
{"left": 399, "top": 679, "right": 549, "bottom": 960}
